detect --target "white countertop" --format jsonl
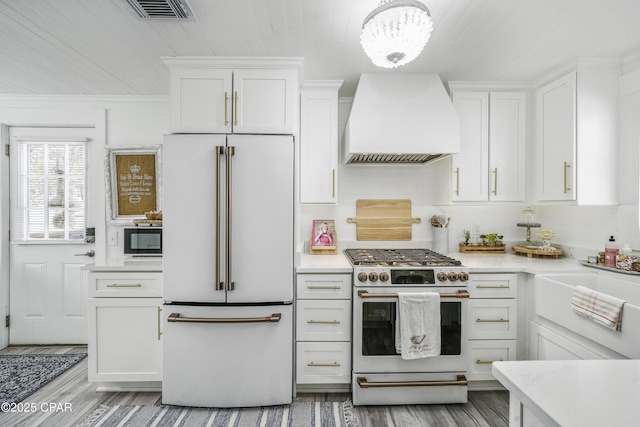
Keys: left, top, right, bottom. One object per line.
{"left": 492, "top": 359, "right": 640, "bottom": 427}
{"left": 82, "top": 260, "right": 163, "bottom": 272}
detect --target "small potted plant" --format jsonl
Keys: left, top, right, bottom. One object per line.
{"left": 485, "top": 233, "right": 497, "bottom": 246}
{"left": 463, "top": 229, "right": 470, "bottom": 245}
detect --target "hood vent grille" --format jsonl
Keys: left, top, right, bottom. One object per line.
{"left": 346, "top": 153, "right": 448, "bottom": 164}
{"left": 124, "top": 0, "right": 194, "bottom": 20}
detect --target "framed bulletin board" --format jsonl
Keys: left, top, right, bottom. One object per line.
{"left": 105, "top": 145, "right": 162, "bottom": 224}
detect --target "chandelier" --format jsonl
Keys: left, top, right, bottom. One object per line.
{"left": 360, "top": 0, "right": 433, "bottom": 69}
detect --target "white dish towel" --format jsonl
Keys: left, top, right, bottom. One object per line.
{"left": 570, "top": 285, "right": 625, "bottom": 331}
{"left": 395, "top": 292, "right": 441, "bottom": 360}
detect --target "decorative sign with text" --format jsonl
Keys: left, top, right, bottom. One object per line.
{"left": 115, "top": 153, "right": 157, "bottom": 216}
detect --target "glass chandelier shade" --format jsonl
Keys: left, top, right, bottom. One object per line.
{"left": 361, "top": 0, "right": 433, "bottom": 69}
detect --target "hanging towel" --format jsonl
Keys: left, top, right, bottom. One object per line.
{"left": 570, "top": 285, "right": 625, "bottom": 331}
{"left": 395, "top": 292, "right": 441, "bottom": 360}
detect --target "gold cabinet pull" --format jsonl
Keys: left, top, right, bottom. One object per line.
{"left": 168, "top": 312, "right": 281, "bottom": 324}
{"left": 224, "top": 91, "right": 229, "bottom": 126}
{"left": 307, "top": 285, "right": 341, "bottom": 290}
{"left": 233, "top": 91, "right": 239, "bottom": 126}
{"left": 455, "top": 167, "right": 460, "bottom": 196}
{"left": 358, "top": 290, "right": 470, "bottom": 299}
{"left": 357, "top": 375, "right": 467, "bottom": 388}
{"left": 476, "top": 285, "right": 509, "bottom": 289}
{"left": 564, "top": 161, "right": 571, "bottom": 194}
{"left": 476, "top": 359, "right": 502, "bottom": 365}
{"left": 306, "top": 320, "right": 340, "bottom": 324}
{"left": 157, "top": 306, "right": 162, "bottom": 341}
{"left": 492, "top": 168, "right": 498, "bottom": 195}
{"left": 106, "top": 283, "right": 142, "bottom": 288}
{"left": 476, "top": 318, "right": 509, "bottom": 323}
{"left": 331, "top": 168, "right": 336, "bottom": 198}
{"left": 308, "top": 362, "right": 341, "bottom": 367}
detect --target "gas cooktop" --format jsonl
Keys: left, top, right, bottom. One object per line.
{"left": 344, "top": 248, "right": 462, "bottom": 267}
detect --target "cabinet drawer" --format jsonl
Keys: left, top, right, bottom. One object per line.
{"left": 468, "top": 273, "right": 517, "bottom": 298}
{"left": 296, "top": 342, "right": 351, "bottom": 384}
{"left": 296, "top": 300, "right": 351, "bottom": 341}
{"left": 467, "top": 339, "right": 516, "bottom": 381}
{"left": 468, "top": 299, "right": 517, "bottom": 339}
{"left": 296, "top": 274, "right": 351, "bottom": 299}
{"left": 88, "top": 272, "right": 163, "bottom": 297}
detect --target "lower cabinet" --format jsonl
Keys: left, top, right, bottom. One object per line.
{"left": 87, "top": 298, "right": 163, "bottom": 387}
{"left": 86, "top": 268, "right": 163, "bottom": 391}
{"left": 295, "top": 273, "right": 351, "bottom": 390}
{"left": 467, "top": 273, "right": 518, "bottom": 382}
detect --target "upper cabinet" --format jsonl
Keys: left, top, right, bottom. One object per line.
{"left": 299, "top": 81, "right": 342, "bottom": 204}
{"left": 535, "top": 61, "right": 619, "bottom": 204}
{"left": 164, "top": 57, "right": 301, "bottom": 134}
{"left": 435, "top": 87, "right": 526, "bottom": 203}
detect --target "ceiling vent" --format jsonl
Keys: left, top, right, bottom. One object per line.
{"left": 124, "top": 0, "right": 194, "bottom": 20}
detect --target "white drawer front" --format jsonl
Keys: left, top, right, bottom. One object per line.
{"left": 296, "top": 274, "right": 351, "bottom": 300}
{"left": 468, "top": 299, "right": 517, "bottom": 339}
{"left": 88, "top": 272, "right": 163, "bottom": 297}
{"left": 296, "top": 300, "right": 351, "bottom": 341}
{"left": 296, "top": 342, "right": 351, "bottom": 384}
{"left": 468, "top": 273, "right": 517, "bottom": 298}
{"left": 467, "top": 340, "right": 516, "bottom": 381}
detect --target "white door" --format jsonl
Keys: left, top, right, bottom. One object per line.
{"left": 9, "top": 127, "right": 99, "bottom": 344}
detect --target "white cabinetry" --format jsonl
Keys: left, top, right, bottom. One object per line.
{"left": 535, "top": 60, "right": 619, "bottom": 204}
{"left": 164, "top": 58, "right": 300, "bottom": 134}
{"left": 467, "top": 273, "right": 518, "bottom": 382}
{"left": 86, "top": 269, "right": 163, "bottom": 390}
{"left": 435, "top": 88, "right": 526, "bottom": 203}
{"left": 295, "top": 274, "right": 351, "bottom": 390}
{"left": 299, "top": 81, "right": 342, "bottom": 204}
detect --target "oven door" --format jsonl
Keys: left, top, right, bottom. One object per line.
{"left": 353, "top": 286, "right": 468, "bottom": 373}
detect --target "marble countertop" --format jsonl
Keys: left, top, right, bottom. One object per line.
{"left": 297, "top": 246, "right": 588, "bottom": 275}
{"left": 492, "top": 359, "right": 640, "bottom": 427}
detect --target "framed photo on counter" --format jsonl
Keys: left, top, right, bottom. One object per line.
{"left": 311, "top": 219, "right": 337, "bottom": 254}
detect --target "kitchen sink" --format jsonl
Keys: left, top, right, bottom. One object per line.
{"left": 535, "top": 273, "right": 640, "bottom": 358}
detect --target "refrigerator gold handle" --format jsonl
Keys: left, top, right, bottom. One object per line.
{"left": 167, "top": 312, "right": 281, "bottom": 324}
{"left": 226, "top": 146, "right": 235, "bottom": 291}
{"left": 215, "top": 146, "right": 224, "bottom": 291}
{"left": 357, "top": 375, "right": 468, "bottom": 388}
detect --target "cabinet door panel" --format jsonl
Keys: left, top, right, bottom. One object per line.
{"left": 536, "top": 71, "right": 576, "bottom": 201}
{"left": 233, "top": 69, "right": 296, "bottom": 134}
{"left": 452, "top": 92, "right": 489, "bottom": 201}
{"left": 489, "top": 92, "right": 526, "bottom": 201}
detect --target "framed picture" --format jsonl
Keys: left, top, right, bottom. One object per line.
{"left": 105, "top": 145, "right": 162, "bottom": 224}
{"left": 311, "top": 219, "right": 337, "bottom": 249}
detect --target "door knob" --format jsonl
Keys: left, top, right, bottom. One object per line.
{"left": 75, "top": 250, "right": 95, "bottom": 257}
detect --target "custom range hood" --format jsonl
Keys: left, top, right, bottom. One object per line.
{"left": 344, "top": 74, "right": 460, "bottom": 164}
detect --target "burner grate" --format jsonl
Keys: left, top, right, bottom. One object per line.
{"left": 344, "top": 248, "right": 462, "bottom": 267}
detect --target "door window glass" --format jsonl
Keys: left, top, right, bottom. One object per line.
{"left": 13, "top": 140, "right": 87, "bottom": 241}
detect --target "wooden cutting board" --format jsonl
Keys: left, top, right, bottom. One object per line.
{"left": 347, "top": 199, "right": 421, "bottom": 241}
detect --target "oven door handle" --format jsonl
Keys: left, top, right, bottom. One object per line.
{"left": 357, "top": 375, "right": 468, "bottom": 388}
{"left": 357, "top": 290, "right": 470, "bottom": 299}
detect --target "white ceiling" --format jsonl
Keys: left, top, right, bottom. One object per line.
{"left": 1, "top": 0, "right": 639, "bottom": 97}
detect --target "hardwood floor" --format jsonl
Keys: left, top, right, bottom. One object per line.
{"left": 1, "top": 346, "right": 508, "bottom": 427}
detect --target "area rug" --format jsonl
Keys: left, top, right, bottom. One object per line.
{"left": 81, "top": 401, "right": 357, "bottom": 427}
{"left": 0, "top": 353, "right": 87, "bottom": 404}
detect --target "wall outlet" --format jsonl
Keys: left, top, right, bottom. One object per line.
{"left": 108, "top": 229, "right": 118, "bottom": 246}
{"left": 472, "top": 223, "right": 481, "bottom": 236}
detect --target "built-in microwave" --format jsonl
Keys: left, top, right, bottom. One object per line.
{"left": 124, "top": 227, "right": 162, "bottom": 256}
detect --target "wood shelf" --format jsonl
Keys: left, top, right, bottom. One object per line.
{"left": 459, "top": 243, "right": 506, "bottom": 254}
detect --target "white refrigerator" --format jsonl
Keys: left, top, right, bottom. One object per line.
{"left": 162, "top": 134, "right": 294, "bottom": 407}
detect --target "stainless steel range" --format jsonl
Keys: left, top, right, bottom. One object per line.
{"left": 345, "top": 248, "right": 470, "bottom": 406}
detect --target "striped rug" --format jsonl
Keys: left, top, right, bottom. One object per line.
{"left": 82, "top": 401, "right": 354, "bottom": 427}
